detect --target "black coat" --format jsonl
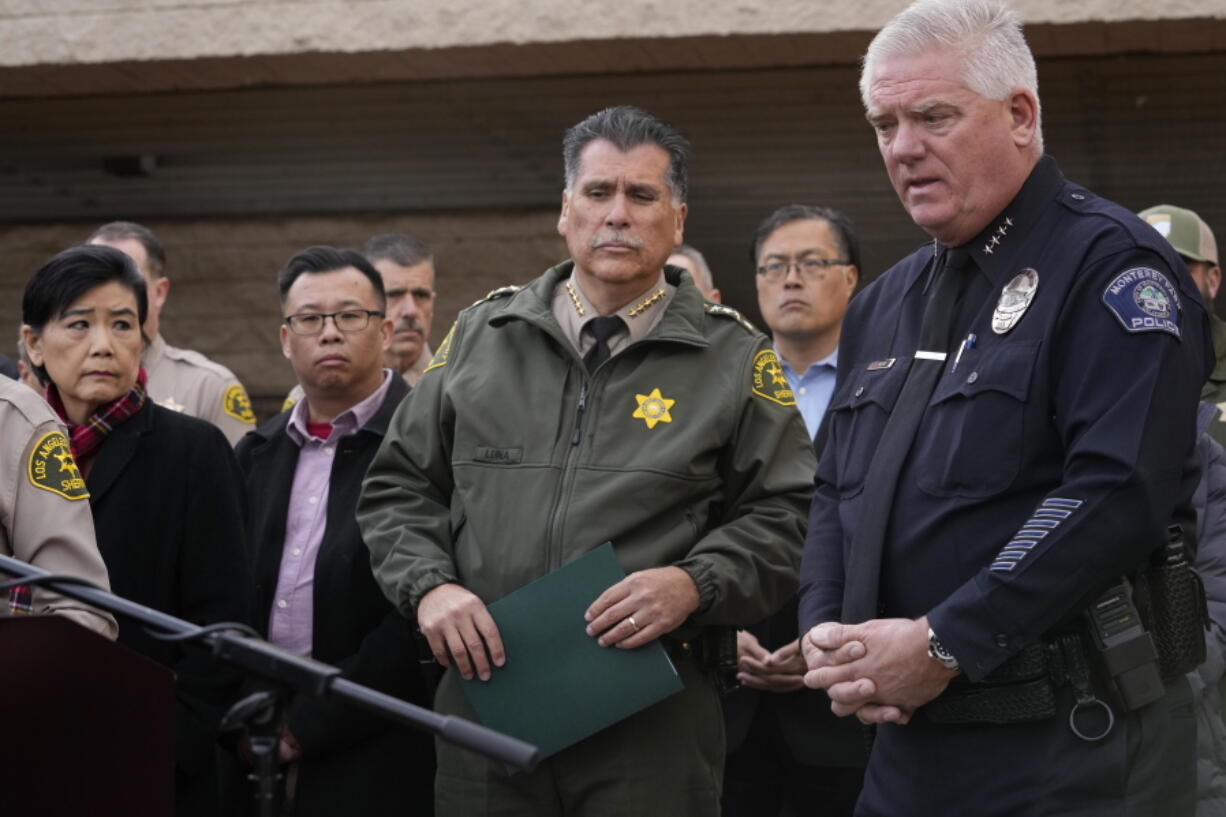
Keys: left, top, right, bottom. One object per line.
{"left": 88, "top": 400, "right": 251, "bottom": 817}
{"left": 235, "top": 376, "right": 434, "bottom": 816}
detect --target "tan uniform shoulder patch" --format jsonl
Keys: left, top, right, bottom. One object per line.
{"left": 424, "top": 321, "right": 457, "bottom": 373}
{"left": 223, "top": 383, "right": 257, "bottom": 424}
{"left": 28, "top": 431, "right": 89, "bottom": 500}
{"left": 751, "top": 349, "right": 796, "bottom": 407}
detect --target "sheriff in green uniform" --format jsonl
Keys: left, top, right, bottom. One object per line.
{"left": 358, "top": 105, "right": 814, "bottom": 817}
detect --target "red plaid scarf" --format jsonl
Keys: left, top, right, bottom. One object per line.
{"left": 9, "top": 368, "right": 148, "bottom": 615}
{"left": 45, "top": 367, "right": 149, "bottom": 463}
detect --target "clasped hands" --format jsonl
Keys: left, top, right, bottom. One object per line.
{"left": 416, "top": 566, "right": 699, "bottom": 681}
{"left": 800, "top": 616, "right": 959, "bottom": 724}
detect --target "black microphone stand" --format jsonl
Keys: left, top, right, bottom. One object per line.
{"left": 0, "top": 555, "right": 539, "bottom": 816}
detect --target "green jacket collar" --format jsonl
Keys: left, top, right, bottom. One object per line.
{"left": 491, "top": 260, "right": 710, "bottom": 349}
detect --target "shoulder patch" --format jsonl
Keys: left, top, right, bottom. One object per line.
{"left": 223, "top": 383, "right": 257, "bottom": 424}
{"left": 1102, "top": 267, "right": 1181, "bottom": 338}
{"left": 28, "top": 431, "right": 89, "bottom": 501}
{"left": 281, "top": 396, "right": 297, "bottom": 413}
{"left": 424, "top": 321, "right": 456, "bottom": 374}
{"left": 751, "top": 349, "right": 796, "bottom": 407}
{"left": 705, "top": 302, "right": 758, "bottom": 334}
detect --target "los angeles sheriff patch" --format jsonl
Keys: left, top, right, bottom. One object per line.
{"left": 28, "top": 431, "right": 89, "bottom": 501}
{"left": 751, "top": 349, "right": 796, "bottom": 406}
{"left": 424, "top": 321, "right": 456, "bottom": 373}
{"left": 223, "top": 383, "right": 257, "bottom": 424}
{"left": 1102, "top": 267, "right": 1181, "bottom": 338}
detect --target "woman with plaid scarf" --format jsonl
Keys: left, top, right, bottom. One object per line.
{"left": 21, "top": 244, "right": 251, "bottom": 817}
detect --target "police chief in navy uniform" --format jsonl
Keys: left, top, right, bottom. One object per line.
{"left": 797, "top": 1, "right": 1212, "bottom": 815}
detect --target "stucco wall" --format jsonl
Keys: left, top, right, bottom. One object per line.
{"left": 3, "top": 0, "right": 1224, "bottom": 98}
{"left": 5, "top": 0, "right": 1224, "bottom": 68}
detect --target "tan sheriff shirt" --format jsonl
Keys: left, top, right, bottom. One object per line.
{"left": 282, "top": 343, "right": 432, "bottom": 414}
{"left": 144, "top": 333, "right": 255, "bottom": 446}
{"left": 0, "top": 378, "right": 117, "bottom": 639}
{"left": 551, "top": 269, "right": 676, "bottom": 357}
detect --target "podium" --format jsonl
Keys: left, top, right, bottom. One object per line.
{"left": 0, "top": 615, "right": 174, "bottom": 816}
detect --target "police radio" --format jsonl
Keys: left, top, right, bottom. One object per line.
{"left": 1085, "top": 580, "right": 1165, "bottom": 711}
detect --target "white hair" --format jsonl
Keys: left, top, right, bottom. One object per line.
{"left": 668, "top": 244, "right": 715, "bottom": 293}
{"left": 861, "top": 0, "right": 1043, "bottom": 151}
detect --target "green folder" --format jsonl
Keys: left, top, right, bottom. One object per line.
{"left": 460, "top": 542, "right": 684, "bottom": 761}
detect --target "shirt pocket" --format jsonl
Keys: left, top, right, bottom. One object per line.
{"left": 916, "top": 340, "right": 1040, "bottom": 498}
{"left": 825, "top": 359, "right": 913, "bottom": 497}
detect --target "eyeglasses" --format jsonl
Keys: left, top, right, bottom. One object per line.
{"left": 756, "top": 258, "right": 850, "bottom": 283}
{"left": 284, "top": 309, "right": 384, "bottom": 336}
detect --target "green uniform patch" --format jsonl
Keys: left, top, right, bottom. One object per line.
{"left": 223, "top": 383, "right": 257, "bottom": 424}
{"left": 425, "top": 321, "right": 457, "bottom": 373}
{"left": 751, "top": 349, "right": 796, "bottom": 407}
{"left": 28, "top": 431, "right": 89, "bottom": 500}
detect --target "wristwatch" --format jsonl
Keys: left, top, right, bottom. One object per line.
{"left": 927, "top": 627, "right": 960, "bottom": 671}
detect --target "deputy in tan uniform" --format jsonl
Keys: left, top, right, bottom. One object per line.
{"left": 282, "top": 232, "right": 437, "bottom": 411}
{"left": 0, "top": 377, "right": 117, "bottom": 638}
{"left": 88, "top": 221, "right": 256, "bottom": 445}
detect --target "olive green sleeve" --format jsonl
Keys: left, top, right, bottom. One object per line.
{"left": 675, "top": 339, "right": 815, "bottom": 626}
{"left": 358, "top": 317, "right": 465, "bottom": 616}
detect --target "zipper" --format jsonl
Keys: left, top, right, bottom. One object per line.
{"left": 570, "top": 385, "right": 588, "bottom": 445}
{"left": 546, "top": 376, "right": 588, "bottom": 570}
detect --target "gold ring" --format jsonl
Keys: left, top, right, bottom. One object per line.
{"left": 628, "top": 616, "right": 640, "bottom": 633}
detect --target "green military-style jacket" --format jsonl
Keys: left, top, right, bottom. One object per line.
{"left": 358, "top": 261, "right": 815, "bottom": 631}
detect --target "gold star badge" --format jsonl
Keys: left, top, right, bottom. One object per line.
{"left": 632, "top": 388, "right": 675, "bottom": 429}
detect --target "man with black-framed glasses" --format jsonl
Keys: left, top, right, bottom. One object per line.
{"left": 232, "top": 245, "right": 435, "bottom": 815}
{"left": 752, "top": 205, "right": 860, "bottom": 440}
{"left": 722, "top": 204, "right": 865, "bottom": 817}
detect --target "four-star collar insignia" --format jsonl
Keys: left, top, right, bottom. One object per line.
{"left": 632, "top": 388, "right": 675, "bottom": 429}
{"left": 981, "top": 216, "right": 1014, "bottom": 256}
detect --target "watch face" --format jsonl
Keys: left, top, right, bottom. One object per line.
{"left": 928, "top": 629, "right": 959, "bottom": 669}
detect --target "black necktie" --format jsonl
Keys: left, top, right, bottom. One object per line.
{"left": 583, "top": 316, "right": 625, "bottom": 373}
{"left": 842, "top": 248, "right": 972, "bottom": 623}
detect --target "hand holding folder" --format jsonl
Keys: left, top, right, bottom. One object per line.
{"left": 460, "top": 543, "right": 685, "bottom": 761}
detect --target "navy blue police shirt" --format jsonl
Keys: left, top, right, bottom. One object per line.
{"left": 798, "top": 155, "right": 1213, "bottom": 682}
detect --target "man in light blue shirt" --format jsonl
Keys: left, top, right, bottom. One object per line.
{"left": 754, "top": 205, "right": 859, "bottom": 438}
{"left": 723, "top": 203, "right": 862, "bottom": 817}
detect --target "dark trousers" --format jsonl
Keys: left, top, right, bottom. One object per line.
{"left": 433, "top": 658, "right": 723, "bottom": 817}
{"left": 857, "top": 676, "right": 1196, "bottom": 817}
{"left": 722, "top": 703, "right": 864, "bottom": 817}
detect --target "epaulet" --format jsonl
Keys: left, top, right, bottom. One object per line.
{"left": 0, "top": 380, "right": 51, "bottom": 431}
{"left": 470, "top": 285, "right": 521, "bottom": 307}
{"left": 705, "top": 302, "right": 758, "bottom": 334}
{"left": 162, "top": 344, "right": 238, "bottom": 381}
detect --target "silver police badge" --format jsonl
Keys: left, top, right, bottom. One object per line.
{"left": 992, "top": 268, "right": 1039, "bottom": 334}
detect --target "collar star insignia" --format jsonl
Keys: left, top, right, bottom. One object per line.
{"left": 632, "top": 387, "right": 675, "bottom": 429}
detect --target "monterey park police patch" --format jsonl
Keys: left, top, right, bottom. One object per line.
{"left": 1102, "top": 267, "right": 1181, "bottom": 338}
